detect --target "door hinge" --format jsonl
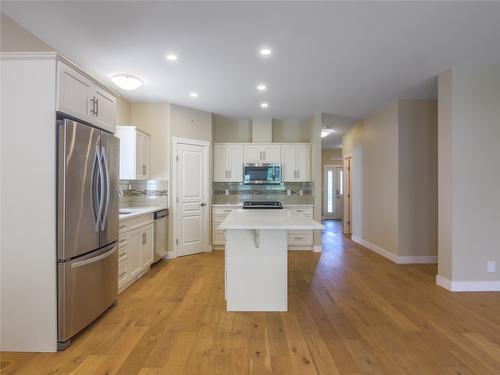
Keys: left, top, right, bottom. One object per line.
{"left": 176, "top": 239, "right": 179, "bottom": 245}
{"left": 176, "top": 155, "right": 179, "bottom": 162}
{"left": 176, "top": 197, "right": 179, "bottom": 203}
{"left": 348, "top": 221, "right": 350, "bottom": 225}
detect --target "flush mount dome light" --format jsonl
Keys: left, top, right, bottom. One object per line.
{"left": 112, "top": 74, "right": 143, "bottom": 90}
{"left": 321, "top": 129, "right": 335, "bottom": 138}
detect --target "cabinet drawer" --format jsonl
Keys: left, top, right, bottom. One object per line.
{"left": 119, "top": 213, "right": 154, "bottom": 234}
{"left": 288, "top": 230, "right": 313, "bottom": 245}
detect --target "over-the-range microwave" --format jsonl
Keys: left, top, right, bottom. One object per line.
{"left": 243, "top": 164, "right": 281, "bottom": 184}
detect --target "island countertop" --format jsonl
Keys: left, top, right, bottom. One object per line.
{"left": 219, "top": 209, "right": 324, "bottom": 231}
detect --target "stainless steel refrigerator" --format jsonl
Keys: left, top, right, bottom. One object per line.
{"left": 57, "top": 118, "right": 119, "bottom": 350}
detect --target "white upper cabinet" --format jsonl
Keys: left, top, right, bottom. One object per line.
{"left": 56, "top": 61, "right": 116, "bottom": 133}
{"left": 213, "top": 143, "right": 244, "bottom": 182}
{"left": 281, "top": 144, "right": 310, "bottom": 182}
{"left": 243, "top": 144, "right": 281, "bottom": 164}
{"left": 115, "top": 126, "right": 150, "bottom": 180}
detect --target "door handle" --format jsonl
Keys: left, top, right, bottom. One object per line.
{"left": 100, "top": 147, "right": 110, "bottom": 231}
{"left": 90, "top": 146, "right": 100, "bottom": 232}
{"left": 228, "top": 170, "right": 231, "bottom": 178}
{"left": 95, "top": 97, "right": 99, "bottom": 116}
{"left": 200, "top": 202, "right": 207, "bottom": 207}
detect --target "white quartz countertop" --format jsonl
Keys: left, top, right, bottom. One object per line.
{"left": 219, "top": 209, "right": 324, "bottom": 230}
{"left": 119, "top": 206, "right": 168, "bottom": 221}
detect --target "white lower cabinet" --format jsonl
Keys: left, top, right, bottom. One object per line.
{"left": 212, "top": 205, "right": 314, "bottom": 248}
{"left": 118, "top": 214, "right": 154, "bottom": 293}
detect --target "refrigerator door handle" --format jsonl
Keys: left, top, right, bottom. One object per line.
{"left": 70, "top": 246, "right": 116, "bottom": 268}
{"left": 90, "top": 146, "right": 100, "bottom": 232}
{"left": 100, "top": 146, "right": 111, "bottom": 231}
{"left": 96, "top": 146, "right": 105, "bottom": 232}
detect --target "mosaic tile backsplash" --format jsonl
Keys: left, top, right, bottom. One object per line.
{"left": 120, "top": 180, "right": 168, "bottom": 197}
{"left": 213, "top": 182, "right": 314, "bottom": 196}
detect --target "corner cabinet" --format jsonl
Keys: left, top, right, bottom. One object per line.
{"left": 213, "top": 144, "right": 244, "bottom": 182}
{"left": 281, "top": 144, "right": 310, "bottom": 182}
{"left": 115, "top": 126, "right": 150, "bottom": 180}
{"left": 56, "top": 61, "right": 116, "bottom": 133}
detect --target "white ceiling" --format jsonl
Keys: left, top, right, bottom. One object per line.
{"left": 3, "top": 1, "right": 500, "bottom": 122}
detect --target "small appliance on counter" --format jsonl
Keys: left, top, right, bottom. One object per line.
{"left": 243, "top": 164, "right": 281, "bottom": 184}
{"left": 243, "top": 201, "right": 283, "bottom": 209}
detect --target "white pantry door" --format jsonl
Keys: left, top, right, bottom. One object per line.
{"left": 175, "top": 141, "right": 208, "bottom": 256}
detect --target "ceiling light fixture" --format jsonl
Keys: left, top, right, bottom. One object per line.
{"left": 259, "top": 48, "right": 271, "bottom": 56}
{"left": 111, "top": 74, "right": 143, "bottom": 90}
{"left": 260, "top": 102, "right": 269, "bottom": 109}
{"left": 321, "top": 129, "right": 335, "bottom": 138}
{"left": 166, "top": 54, "right": 178, "bottom": 61}
{"left": 190, "top": 92, "right": 199, "bottom": 98}
{"left": 257, "top": 84, "right": 267, "bottom": 91}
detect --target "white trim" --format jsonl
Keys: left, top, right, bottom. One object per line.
{"left": 171, "top": 138, "right": 210, "bottom": 257}
{"left": 436, "top": 276, "right": 500, "bottom": 292}
{"left": 0, "top": 52, "right": 58, "bottom": 61}
{"left": 288, "top": 245, "right": 314, "bottom": 251}
{"left": 343, "top": 152, "right": 353, "bottom": 159}
{"left": 164, "top": 252, "right": 177, "bottom": 260}
{"left": 207, "top": 245, "right": 213, "bottom": 252}
{"left": 352, "top": 236, "right": 437, "bottom": 264}
{"left": 313, "top": 245, "right": 322, "bottom": 253}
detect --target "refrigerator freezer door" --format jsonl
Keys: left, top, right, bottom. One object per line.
{"left": 99, "top": 131, "right": 120, "bottom": 247}
{"left": 57, "top": 243, "right": 118, "bottom": 344}
{"left": 58, "top": 119, "right": 101, "bottom": 260}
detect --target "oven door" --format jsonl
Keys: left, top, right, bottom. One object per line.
{"left": 244, "top": 164, "right": 280, "bottom": 184}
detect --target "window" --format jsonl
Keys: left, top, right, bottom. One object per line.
{"left": 339, "top": 170, "right": 343, "bottom": 195}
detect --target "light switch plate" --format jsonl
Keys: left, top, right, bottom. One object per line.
{"left": 487, "top": 261, "right": 496, "bottom": 273}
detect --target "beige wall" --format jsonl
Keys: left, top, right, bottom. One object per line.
{"left": 272, "top": 119, "right": 311, "bottom": 142}
{"left": 170, "top": 104, "right": 212, "bottom": 142}
{"left": 343, "top": 100, "right": 438, "bottom": 259}
{"left": 398, "top": 100, "right": 438, "bottom": 257}
{"left": 0, "top": 13, "right": 54, "bottom": 52}
{"left": 116, "top": 96, "right": 131, "bottom": 126}
{"left": 212, "top": 114, "right": 252, "bottom": 142}
{"left": 308, "top": 114, "right": 322, "bottom": 248}
{"left": 130, "top": 102, "right": 170, "bottom": 181}
{"left": 438, "top": 64, "right": 500, "bottom": 284}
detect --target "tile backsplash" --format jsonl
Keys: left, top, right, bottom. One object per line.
{"left": 120, "top": 180, "right": 168, "bottom": 208}
{"left": 213, "top": 182, "right": 314, "bottom": 196}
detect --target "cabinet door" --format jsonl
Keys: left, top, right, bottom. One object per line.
{"left": 213, "top": 144, "right": 228, "bottom": 182}
{"left": 140, "top": 224, "right": 154, "bottom": 268}
{"left": 227, "top": 144, "right": 244, "bottom": 182}
{"left": 93, "top": 87, "right": 116, "bottom": 133}
{"left": 281, "top": 144, "right": 297, "bottom": 182}
{"left": 141, "top": 133, "right": 150, "bottom": 179}
{"left": 262, "top": 145, "right": 281, "bottom": 164}
{"left": 57, "top": 62, "right": 92, "bottom": 122}
{"left": 244, "top": 145, "right": 263, "bottom": 164}
{"left": 296, "top": 144, "right": 310, "bottom": 181}
{"left": 127, "top": 230, "right": 142, "bottom": 278}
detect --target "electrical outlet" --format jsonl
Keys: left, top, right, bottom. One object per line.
{"left": 487, "top": 261, "right": 496, "bottom": 273}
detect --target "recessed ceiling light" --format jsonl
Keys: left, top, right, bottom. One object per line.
{"left": 166, "top": 54, "right": 178, "bottom": 61}
{"left": 260, "top": 48, "right": 271, "bottom": 56}
{"left": 111, "top": 74, "right": 143, "bottom": 90}
{"left": 190, "top": 92, "right": 199, "bottom": 98}
{"left": 321, "top": 129, "right": 335, "bottom": 138}
{"left": 257, "top": 84, "right": 267, "bottom": 91}
{"left": 260, "top": 102, "right": 269, "bottom": 109}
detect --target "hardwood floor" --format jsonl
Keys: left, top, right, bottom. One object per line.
{"left": 2, "top": 220, "right": 500, "bottom": 374}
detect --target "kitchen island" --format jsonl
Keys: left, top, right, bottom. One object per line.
{"left": 219, "top": 209, "right": 323, "bottom": 311}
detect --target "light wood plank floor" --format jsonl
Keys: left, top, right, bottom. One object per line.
{"left": 2, "top": 220, "right": 500, "bottom": 374}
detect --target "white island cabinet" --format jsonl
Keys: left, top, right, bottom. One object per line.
{"left": 219, "top": 209, "right": 323, "bottom": 311}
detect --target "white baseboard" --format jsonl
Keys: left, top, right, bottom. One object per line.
{"left": 351, "top": 235, "right": 437, "bottom": 264}
{"left": 313, "top": 245, "right": 322, "bottom": 253}
{"left": 436, "top": 275, "right": 500, "bottom": 291}
{"left": 207, "top": 245, "right": 212, "bottom": 252}
{"left": 164, "top": 251, "right": 176, "bottom": 259}
{"left": 288, "top": 245, "right": 314, "bottom": 251}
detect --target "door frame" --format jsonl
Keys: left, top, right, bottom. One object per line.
{"left": 171, "top": 137, "right": 210, "bottom": 256}
{"left": 343, "top": 153, "right": 353, "bottom": 235}
{"left": 323, "top": 164, "right": 343, "bottom": 219}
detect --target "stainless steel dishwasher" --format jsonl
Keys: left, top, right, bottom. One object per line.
{"left": 153, "top": 209, "right": 168, "bottom": 262}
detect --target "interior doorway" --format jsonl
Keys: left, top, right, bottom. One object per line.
{"left": 323, "top": 165, "right": 343, "bottom": 220}
{"left": 343, "top": 156, "right": 352, "bottom": 234}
